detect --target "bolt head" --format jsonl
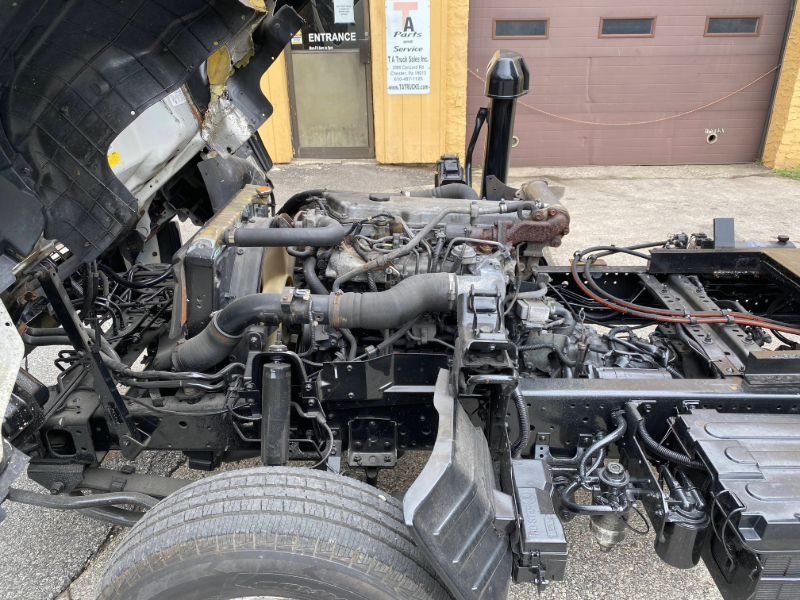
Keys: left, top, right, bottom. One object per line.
{"left": 348, "top": 392, "right": 354, "bottom": 399}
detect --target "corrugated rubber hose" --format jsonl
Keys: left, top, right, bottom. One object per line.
{"left": 510, "top": 387, "right": 530, "bottom": 459}
{"left": 625, "top": 403, "right": 707, "bottom": 471}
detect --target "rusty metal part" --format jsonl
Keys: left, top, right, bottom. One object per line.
{"left": 330, "top": 292, "right": 344, "bottom": 328}
{"left": 464, "top": 206, "right": 570, "bottom": 247}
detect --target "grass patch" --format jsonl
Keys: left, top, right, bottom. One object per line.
{"left": 774, "top": 165, "right": 800, "bottom": 180}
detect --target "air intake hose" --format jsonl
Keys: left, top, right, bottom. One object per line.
{"left": 173, "top": 273, "right": 456, "bottom": 371}
{"left": 409, "top": 183, "right": 479, "bottom": 200}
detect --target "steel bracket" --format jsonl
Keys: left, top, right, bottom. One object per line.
{"left": 36, "top": 266, "right": 148, "bottom": 460}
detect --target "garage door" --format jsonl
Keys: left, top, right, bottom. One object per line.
{"left": 467, "top": 1, "right": 792, "bottom": 167}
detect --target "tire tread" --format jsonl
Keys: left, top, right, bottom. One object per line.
{"left": 97, "top": 467, "right": 450, "bottom": 600}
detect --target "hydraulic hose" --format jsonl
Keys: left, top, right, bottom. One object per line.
{"left": 224, "top": 216, "right": 345, "bottom": 248}
{"left": 518, "top": 342, "right": 576, "bottom": 367}
{"left": 578, "top": 413, "right": 626, "bottom": 481}
{"left": 464, "top": 107, "right": 488, "bottom": 187}
{"left": 409, "top": 183, "right": 479, "bottom": 200}
{"left": 431, "top": 235, "right": 445, "bottom": 273}
{"left": 98, "top": 264, "right": 172, "bottom": 290}
{"left": 78, "top": 506, "right": 142, "bottom": 527}
{"left": 7, "top": 487, "right": 159, "bottom": 511}
{"left": 173, "top": 273, "right": 456, "bottom": 371}
{"left": 339, "top": 327, "right": 358, "bottom": 360}
{"left": 571, "top": 245, "right": 800, "bottom": 337}
{"left": 510, "top": 387, "right": 530, "bottom": 459}
{"left": 560, "top": 480, "right": 628, "bottom": 515}
{"left": 625, "top": 403, "right": 707, "bottom": 471}
{"left": 21, "top": 327, "right": 117, "bottom": 359}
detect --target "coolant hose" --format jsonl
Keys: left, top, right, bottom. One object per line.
{"left": 224, "top": 216, "right": 345, "bottom": 248}
{"left": 625, "top": 403, "right": 707, "bottom": 471}
{"left": 173, "top": 273, "right": 456, "bottom": 371}
{"left": 510, "top": 387, "right": 530, "bottom": 459}
{"left": 409, "top": 183, "right": 479, "bottom": 200}
{"left": 516, "top": 282, "right": 548, "bottom": 300}
{"left": 277, "top": 189, "right": 327, "bottom": 215}
{"left": 302, "top": 257, "right": 329, "bottom": 294}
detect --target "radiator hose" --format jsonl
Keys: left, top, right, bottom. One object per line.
{"left": 223, "top": 215, "right": 345, "bottom": 248}
{"left": 173, "top": 273, "right": 455, "bottom": 371}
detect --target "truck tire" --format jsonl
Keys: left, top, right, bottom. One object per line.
{"left": 96, "top": 467, "right": 452, "bottom": 600}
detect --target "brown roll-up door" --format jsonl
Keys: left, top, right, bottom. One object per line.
{"left": 467, "top": 1, "right": 791, "bottom": 167}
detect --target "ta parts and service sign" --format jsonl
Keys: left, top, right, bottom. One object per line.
{"left": 385, "top": 0, "right": 430, "bottom": 95}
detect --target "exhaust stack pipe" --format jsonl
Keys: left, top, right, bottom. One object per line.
{"left": 480, "top": 50, "right": 530, "bottom": 199}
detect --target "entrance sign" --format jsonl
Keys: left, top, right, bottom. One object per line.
{"left": 385, "top": 0, "right": 430, "bottom": 94}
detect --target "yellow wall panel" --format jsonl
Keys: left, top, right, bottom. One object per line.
{"left": 257, "top": 53, "right": 294, "bottom": 164}
{"left": 445, "top": 0, "right": 468, "bottom": 155}
{"left": 763, "top": 13, "right": 800, "bottom": 169}
{"left": 370, "top": 0, "right": 469, "bottom": 164}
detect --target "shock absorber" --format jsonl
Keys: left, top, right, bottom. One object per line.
{"left": 261, "top": 340, "right": 292, "bottom": 466}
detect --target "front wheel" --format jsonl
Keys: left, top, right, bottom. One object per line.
{"left": 96, "top": 467, "right": 452, "bottom": 600}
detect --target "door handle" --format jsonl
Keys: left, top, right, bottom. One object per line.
{"left": 359, "top": 38, "right": 371, "bottom": 64}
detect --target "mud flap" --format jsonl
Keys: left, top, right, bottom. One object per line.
{"left": 404, "top": 370, "right": 513, "bottom": 600}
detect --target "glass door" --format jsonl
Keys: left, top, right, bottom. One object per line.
{"left": 286, "top": 0, "right": 374, "bottom": 158}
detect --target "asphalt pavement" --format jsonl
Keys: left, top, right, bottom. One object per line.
{"left": 3, "top": 161, "right": 798, "bottom": 600}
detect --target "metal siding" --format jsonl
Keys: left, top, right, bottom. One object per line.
{"left": 467, "top": 0, "right": 792, "bottom": 166}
